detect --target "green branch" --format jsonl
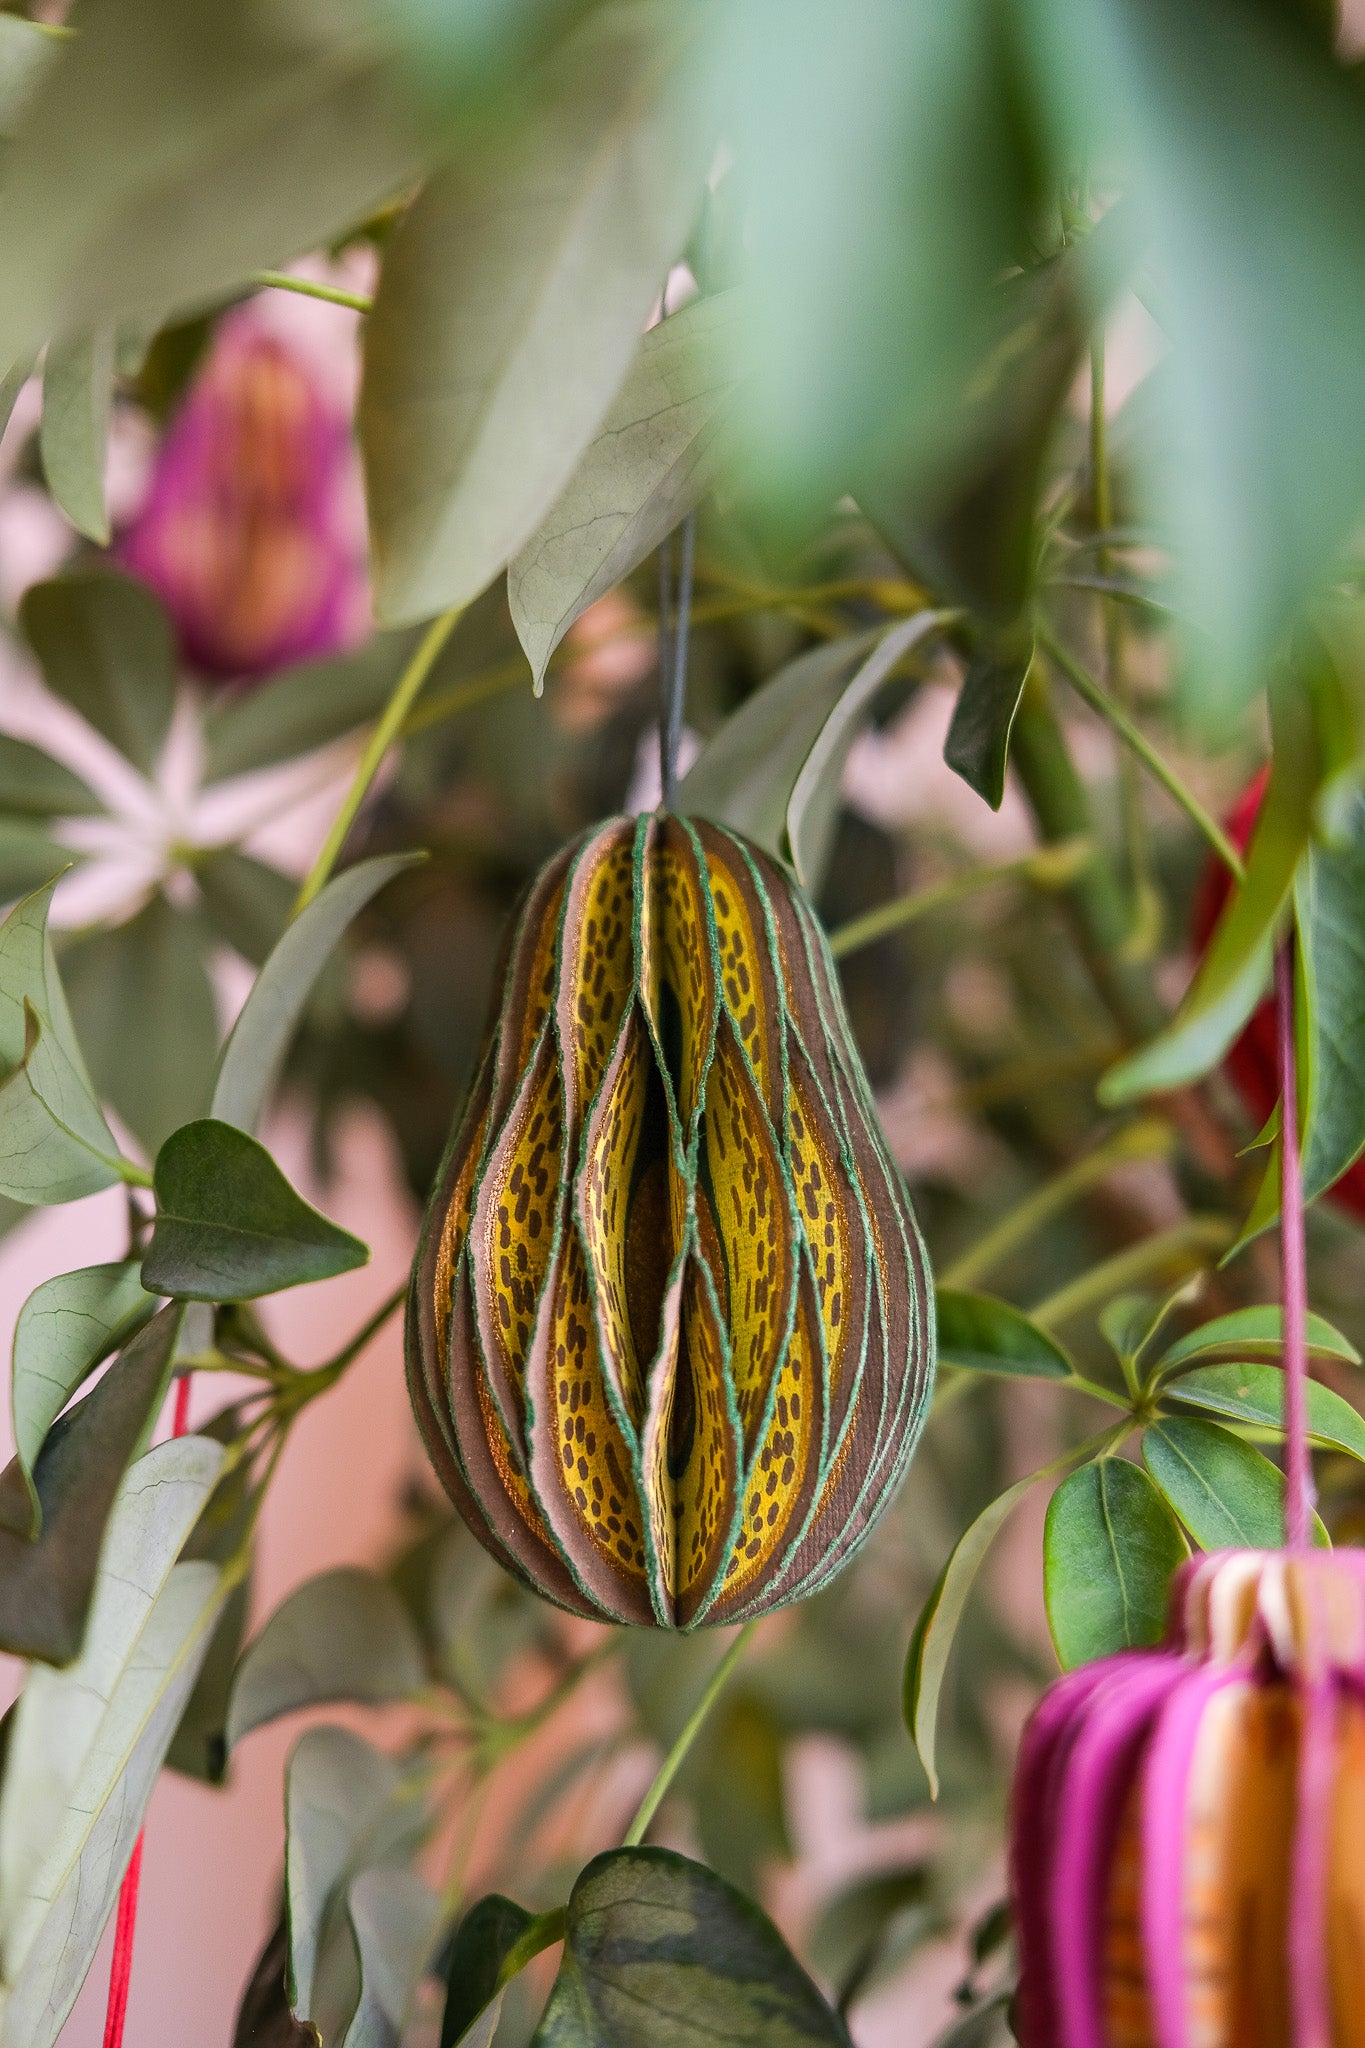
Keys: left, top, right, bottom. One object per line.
{"left": 827, "top": 838, "right": 1092, "bottom": 961}
{"left": 1029, "top": 1216, "right": 1233, "bottom": 1331}
{"left": 252, "top": 270, "right": 374, "bottom": 314}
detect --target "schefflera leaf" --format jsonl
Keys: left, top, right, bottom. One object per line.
{"left": 408, "top": 813, "right": 935, "bottom": 1629}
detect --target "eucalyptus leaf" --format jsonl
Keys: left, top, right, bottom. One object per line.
{"left": 509, "top": 290, "right": 743, "bottom": 691}
{"left": 0, "top": 735, "right": 100, "bottom": 819}
{"left": 936, "top": 1290, "right": 1072, "bottom": 1381}
{"left": 942, "top": 641, "right": 1034, "bottom": 811}
{"left": 1156, "top": 1305, "right": 1359, "bottom": 1372}
{"left": 0, "top": 1305, "right": 182, "bottom": 1663}
{"left": 360, "top": 2, "right": 714, "bottom": 624}
{"left": 440, "top": 1895, "right": 534, "bottom": 2048}
{"left": 342, "top": 1866, "right": 442, "bottom": 2048}
{"left": 531, "top": 1847, "right": 853, "bottom": 2048}
{"left": 212, "top": 854, "right": 420, "bottom": 1134}
{"left": 6, "top": 1260, "right": 156, "bottom": 1539}
{"left": 903, "top": 1465, "right": 1051, "bottom": 1799}
{"left": 1142, "top": 1416, "right": 1319, "bottom": 1550}
{"left": 20, "top": 571, "right": 176, "bottom": 779}
{"left": 228, "top": 1567, "right": 427, "bottom": 1750}
{"left": 1166, "top": 1361, "right": 1365, "bottom": 1463}
{"left": 1043, "top": 1458, "right": 1185, "bottom": 1669}
{"left": 39, "top": 329, "right": 114, "bottom": 543}
{"left": 143, "top": 1120, "right": 369, "bottom": 1302}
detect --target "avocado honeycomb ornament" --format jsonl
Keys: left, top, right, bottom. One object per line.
{"left": 407, "top": 810, "right": 935, "bottom": 1627}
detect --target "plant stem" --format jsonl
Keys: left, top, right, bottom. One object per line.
{"left": 318, "top": 1280, "right": 408, "bottom": 1376}
{"left": 495, "top": 1907, "right": 568, "bottom": 1992}
{"left": 659, "top": 514, "right": 694, "bottom": 809}
{"left": 1029, "top": 1216, "right": 1233, "bottom": 1331}
{"left": 252, "top": 270, "right": 374, "bottom": 314}
{"left": 1039, "top": 624, "right": 1243, "bottom": 881}
{"left": 116, "top": 1156, "right": 155, "bottom": 1189}
{"left": 292, "top": 606, "right": 462, "bottom": 915}
{"left": 1276, "top": 939, "right": 1313, "bottom": 1548}
{"left": 941, "top": 1116, "right": 1174, "bottom": 1289}
{"left": 401, "top": 656, "right": 525, "bottom": 737}
{"left": 827, "top": 838, "right": 1092, "bottom": 961}
{"left": 622, "top": 1620, "right": 758, "bottom": 1848}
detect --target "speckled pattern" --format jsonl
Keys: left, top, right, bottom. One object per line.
{"left": 407, "top": 812, "right": 936, "bottom": 1627}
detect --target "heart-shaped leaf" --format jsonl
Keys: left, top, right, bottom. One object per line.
{"left": 440, "top": 1895, "right": 534, "bottom": 2048}
{"left": 228, "top": 1567, "right": 427, "bottom": 1751}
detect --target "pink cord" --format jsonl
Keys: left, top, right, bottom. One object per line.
{"left": 1275, "top": 939, "right": 1313, "bottom": 1549}
{"left": 101, "top": 1371, "right": 192, "bottom": 2047}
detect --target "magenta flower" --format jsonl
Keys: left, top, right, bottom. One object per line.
{"left": 119, "top": 311, "right": 367, "bottom": 683}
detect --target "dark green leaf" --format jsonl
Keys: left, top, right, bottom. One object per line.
{"left": 692, "top": 1694, "right": 790, "bottom": 1895}
{"left": 0, "top": 822, "right": 78, "bottom": 904}
{"left": 531, "top": 1847, "right": 852, "bottom": 2048}
{"left": 360, "top": 5, "right": 714, "bottom": 623}
{"left": 228, "top": 1567, "right": 427, "bottom": 1750}
{"left": 1166, "top": 1361, "right": 1365, "bottom": 1463}
{"left": 0, "top": 0, "right": 422, "bottom": 369}
{"left": 233, "top": 1921, "right": 321, "bottom": 2048}
{"left": 143, "top": 1121, "right": 368, "bottom": 1302}
{"left": 1295, "top": 786, "right": 1365, "bottom": 1203}
{"left": 203, "top": 633, "right": 420, "bottom": 784}
{"left": 1157, "top": 1305, "right": 1360, "bottom": 1371}
{"left": 20, "top": 571, "right": 176, "bottom": 777}
{"left": 936, "top": 1290, "right": 1072, "bottom": 1380}
{"left": 212, "top": 853, "right": 420, "bottom": 1134}
{"left": 5, "top": 1259, "right": 155, "bottom": 1539}
{"left": 0, "top": 1304, "right": 181, "bottom": 1664}
{"left": 440, "top": 1895, "right": 534, "bottom": 2048}
{"left": 942, "top": 640, "right": 1034, "bottom": 811}
{"left": 196, "top": 850, "right": 296, "bottom": 967}
{"left": 40, "top": 329, "right": 114, "bottom": 543}
{"left": 1142, "top": 1416, "right": 1317, "bottom": 1549}
{"left": 0, "top": 735, "right": 100, "bottom": 818}
{"left": 509, "top": 291, "right": 743, "bottom": 691}
{"left": 1043, "top": 1459, "right": 1186, "bottom": 1668}
{"left": 63, "top": 894, "right": 219, "bottom": 1156}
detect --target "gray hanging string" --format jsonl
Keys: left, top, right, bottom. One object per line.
{"left": 657, "top": 514, "right": 694, "bottom": 811}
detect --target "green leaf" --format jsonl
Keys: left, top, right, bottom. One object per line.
{"left": 6, "top": 1260, "right": 155, "bottom": 1539}
{"left": 0, "top": 0, "right": 422, "bottom": 370}
{"left": 942, "top": 640, "right": 1034, "bottom": 811}
{"left": 284, "top": 1727, "right": 430, "bottom": 2043}
{"left": 360, "top": 4, "right": 714, "bottom": 624}
{"left": 1043, "top": 1459, "right": 1186, "bottom": 1669}
{"left": 1142, "top": 1415, "right": 1319, "bottom": 1549}
{"left": 228, "top": 1567, "right": 427, "bottom": 1751}
{"left": 0, "top": 1449, "right": 226, "bottom": 2048}
{"left": 1101, "top": 672, "right": 1322, "bottom": 1101}
{"left": 936, "top": 1289, "right": 1072, "bottom": 1380}
{"left": 0, "top": 877, "right": 123, "bottom": 1204}
{"left": 0, "top": 16, "right": 57, "bottom": 136}
{"left": 342, "top": 1866, "right": 442, "bottom": 2048}
{"left": 1295, "top": 787, "right": 1365, "bottom": 1203}
{"left": 509, "top": 291, "right": 743, "bottom": 691}
{"left": 233, "top": 1920, "right": 321, "bottom": 2048}
{"left": 1166, "top": 1361, "right": 1365, "bottom": 1464}
{"left": 196, "top": 850, "right": 296, "bottom": 968}
{"left": 0, "top": 823, "right": 78, "bottom": 905}
{"left": 440, "top": 1895, "right": 534, "bottom": 2048}
{"left": 531, "top": 1847, "right": 853, "bottom": 2048}
{"left": 1156, "top": 1304, "right": 1360, "bottom": 1372}
{"left": 40, "top": 329, "right": 114, "bottom": 543}
{"left": 63, "top": 894, "right": 219, "bottom": 1156}
{"left": 808, "top": 1867, "right": 939, "bottom": 2015}
{"left": 212, "top": 853, "right": 420, "bottom": 1133}
{"left": 903, "top": 1465, "right": 1051, "bottom": 1798}
{"left": 0, "top": 1305, "right": 182, "bottom": 1663}
{"left": 20, "top": 571, "right": 176, "bottom": 778}
{"left": 167, "top": 1405, "right": 258, "bottom": 1784}
{"left": 143, "top": 1120, "right": 369, "bottom": 1302}
{"left": 0, "top": 735, "right": 100, "bottom": 818}
{"left": 203, "top": 632, "right": 421, "bottom": 784}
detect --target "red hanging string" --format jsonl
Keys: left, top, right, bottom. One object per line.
{"left": 1275, "top": 937, "right": 1313, "bottom": 1548}
{"left": 101, "top": 1369, "right": 192, "bottom": 2048}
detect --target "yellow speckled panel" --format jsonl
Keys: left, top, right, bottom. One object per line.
{"left": 670, "top": 1259, "right": 740, "bottom": 1623}
{"left": 701, "top": 1014, "right": 793, "bottom": 1454}
{"left": 549, "top": 1227, "right": 650, "bottom": 1582}
{"left": 475, "top": 1031, "right": 564, "bottom": 1409}
{"left": 564, "top": 823, "right": 637, "bottom": 1115}
{"left": 703, "top": 840, "right": 778, "bottom": 1116}
{"left": 787, "top": 1059, "right": 856, "bottom": 1402}
{"left": 643, "top": 823, "right": 715, "bottom": 1137}
{"left": 718, "top": 1268, "right": 822, "bottom": 1606}
{"left": 496, "top": 867, "right": 570, "bottom": 1102}
{"left": 578, "top": 1011, "right": 653, "bottom": 1430}
{"left": 433, "top": 1103, "right": 490, "bottom": 1362}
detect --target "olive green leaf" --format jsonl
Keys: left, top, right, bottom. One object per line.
{"left": 40, "top": 329, "right": 114, "bottom": 543}
{"left": 0, "top": 15, "right": 57, "bottom": 135}
{"left": 936, "top": 1290, "right": 1072, "bottom": 1381}
{"left": 227, "top": 1568, "right": 427, "bottom": 1751}
{"left": 142, "top": 1120, "right": 369, "bottom": 1302}
{"left": 1156, "top": 1304, "right": 1360, "bottom": 1373}
{"left": 1166, "top": 1361, "right": 1365, "bottom": 1463}
{"left": 0, "top": 735, "right": 99, "bottom": 819}
{"left": 0, "top": 823, "right": 78, "bottom": 906}
{"left": 196, "top": 850, "right": 296, "bottom": 969}
{"left": 20, "top": 571, "right": 176, "bottom": 778}
{"left": 211, "top": 853, "right": 421, "bottom": 1134}
{"left": 440, "top": 1895, "right": 535, "bottom": 2048}
{"left": 942, "top": 639, "right": 1034, "bottom": 811}
{"left": 1142, "top": 1416, "right": 1326, "bottom": 1549}
{"left": 6, "top": 1260, "right": 156, "bottom": 1539}
{"left": 1294, "top": 788, "right": 1365, "bottom": 1204}
{"left": 1043, "top": 1459, "right": 1186, "bottom": 1669}
{"left": 203, "top": 631, "right": 424, "bottom": 784}
{"left": 360, "top": 3, "right": 715, "bottom": 624}
{"left": 509, "top": 290, "right": 743, "bottom": 691}
{"left": 0, "top": 1305, "right": 183, "bottom": 1664}
{"left": 531, "top": 1847, "right": 853, "bottom": 2048}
